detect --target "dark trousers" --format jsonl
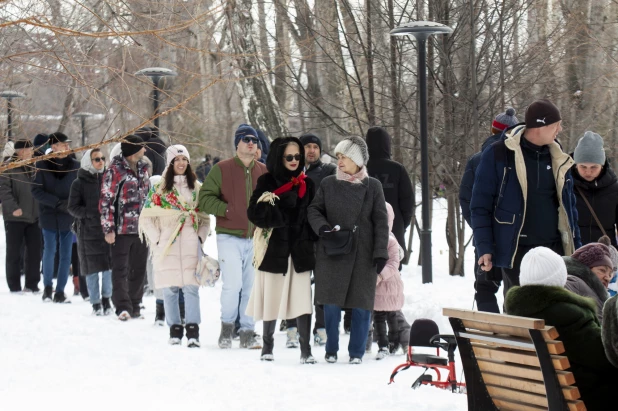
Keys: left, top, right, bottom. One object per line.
{"left": 501, "top": 241, "right": 564, "bottom": 297}
{"left": 71, "top": 242, "right": 88, "bottom": 298}
{"left": 111, "top": 234, "right": 148, "bottom": 315}
{"left": 473, "top": 249, "right": 501, "bottom": 313}
{"left": 5, "top": 221, "right": 41, "bottom": 292}
{"left": 324, "top": 304, "right": 372, "bottom": 359}
{"left": 374, "top": 310, "right": 399, "bottom": 349}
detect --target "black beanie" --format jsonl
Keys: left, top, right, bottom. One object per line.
{"left": 14, "top": 139, "right": 33, "bottom": 150}
{"left": 299, "top": 133, "right": 322, "bottom": 153}
{"left": 525, "top": 99, "right": 561, "bottom": 129}
{"left": 121, "top": 135, "right": 144, "bottom": 157}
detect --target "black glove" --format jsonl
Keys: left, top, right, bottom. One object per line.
{"left": 278, "top": 191, "right": 298, "bottom": 208}
{"left": 374, "top": 258, "right": 387, "bottom": 274}
{"left": 319, "top": 225, "right": 331, "bottom": 237}
{"left": 56, "top": 200, "right": 68, "bottom": 213}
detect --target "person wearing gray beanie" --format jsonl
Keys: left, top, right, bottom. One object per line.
{"left": 491, "top": 107, "right": 519, "bottom": 135}
{"left": 572, "top": 131, "right": 618, "bottom": 248}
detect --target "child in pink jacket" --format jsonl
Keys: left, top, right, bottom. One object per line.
{"left": 374, "top": 202, "right": 405, "bottom": 360}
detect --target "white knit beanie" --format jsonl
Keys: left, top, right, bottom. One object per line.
{"left": 519, "top": 247, "right": 568, "bottom": 287}
{"left": 334, "top": 136, "right": 369, "bottom": 168}
{"left": 166, "top": 144, "right": 190, "bottom": 168}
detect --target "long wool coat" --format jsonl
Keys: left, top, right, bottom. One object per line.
{"left": 68, "top": 168, "right": 112, "bottom": 276}
{"left": 139, "top": 176, "right": 210, "bottom": 288}
{"left": 506, "top": 285, "right": 618, "bottom": 411}
{"left": 374, "top": 204, "right": 404, "bottom": 312}
{"left": 307, "top": 174, "right": 390, "bottom": 311}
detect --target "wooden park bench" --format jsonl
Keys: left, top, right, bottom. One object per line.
{"left": 443, "top": 308, "right": 586, "bottom": 411}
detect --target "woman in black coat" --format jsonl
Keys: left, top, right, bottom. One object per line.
{"left": 247, "top": 137, "right": 317, "bottom": 364}
{"left": 68, "top": 149, "right": 112, "bottom": 315}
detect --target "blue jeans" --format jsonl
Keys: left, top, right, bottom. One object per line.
{"left": 217, "top": 234, "right": 255, "bottom": 331}
{"left": 163, "top": 285, "right": 200, "bottom": 326}
{"left": 42, "top": 229, "right": 73, "bottom": 293}
{"left": 324, "top": 304, "right": 372, "bottom": 359}
{"left": 85, "top": 270, "right": 112, "bottom": 305}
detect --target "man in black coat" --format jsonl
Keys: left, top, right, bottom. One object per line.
{"left": 31, "top": 132, "right": 80, "bottom": 303}
{"left": 365, "top": 127, "right": 413, "bottom": 258}
{"left": 136, "top": 127, "right": 167, "bottom": 176}
{"left": 300, "top": 133, "right": 336, "bottom": 188}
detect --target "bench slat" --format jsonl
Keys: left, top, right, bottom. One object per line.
{"left": 487, "top": 384, "right": 548, "bottom": 407}
{"left": 461, "top": 330, "right": 565, "bottom": 354}
{"left": 493, "top": 397, "right": 547, "bottom": 411}
{"left": 481, "top": 372, "right": 580, "bottom": 400}
{"left": 472, "top": 344, "right": 571, "bottom": 370}
{"left": 567, "top": 400, "right": 587, "bottom": 411}
{"left": 477, "top": 358, "right": 576, "bottom": 386}
{"left": 444, "top": 308, "right": 545, "bottom": 329}
{"left": 463, "top": 319, "right": 559, "bottom": 341}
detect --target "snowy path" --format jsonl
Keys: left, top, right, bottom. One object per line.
{"left": 0, "top": 200, "right": 484, "bottom": 410}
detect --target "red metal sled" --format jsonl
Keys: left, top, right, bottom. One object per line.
{"left": 389, "top": 319, "right": 466, "bottom": 393}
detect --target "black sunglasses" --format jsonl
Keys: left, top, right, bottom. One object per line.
{"left": 92, "top": 156, "right": 106, "bottom": 163}
{"left": 241, "top": 136, "right": 259, "bottom": 144}
{"left": 283, "top": 154, "right": 302, "bottom": 162}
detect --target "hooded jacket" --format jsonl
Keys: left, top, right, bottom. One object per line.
{"left": 68, "top": 150, "right": 112, "bottom": 275}
{"left": 374, "top": 203, "right": 404, "bottom": 311}
{"left": 470, "top": 125, "right": 581, "bottom": 268}
{"left": 365, "top": 127, "right": 414, "bottom": 251}
{"left": 563, "top": 256, "right": 609, "bottom": 322}
{"left": 572, "top": 159, "right": 618, "bottom": 248}
{"left": 31, "top": 156, "right": 80, "bottom": 231}
{"left": 247, "top": 137, "right": 317, "bottom": 274}
{"left": 506, "top": 285, "right": 618, "bottom": 410}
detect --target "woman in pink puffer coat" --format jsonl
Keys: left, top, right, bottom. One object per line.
{"left": 373, "top": 202, "right": 404, "bottom": 360}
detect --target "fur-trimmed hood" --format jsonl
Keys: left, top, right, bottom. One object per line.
{"left": 563, "top": 256, "right": 609, "bottom": 303}
{"left": 505, "top": 284, "right": 598, "bottom": 320}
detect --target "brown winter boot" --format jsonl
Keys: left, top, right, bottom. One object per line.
{"left": 72, "top": 276, "right": 80, "bottom": 296}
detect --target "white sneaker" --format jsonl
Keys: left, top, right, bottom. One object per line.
{"left": 260, "top": 353, "right": 274, "bottom": 361}
{"left": 376, "top": 347, "right": 389, "bottom": 361}
{"left": 349, "top": 357, "right": 363, "bottom": 364}
{"left": 300, "top": 355, "right": 317, "bottom": 364}
{"left": 286, "top": 327, "right": 299, "bottom": 348}
{"left": 314, "top": 328, "right": 327, "bottom": 346}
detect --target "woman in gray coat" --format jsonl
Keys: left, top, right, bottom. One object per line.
{"left": 308, "top": 135, "right": 389, "bottom": 364}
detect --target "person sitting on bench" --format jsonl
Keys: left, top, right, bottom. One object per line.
{"left": 505, "top": 246, "right": 618, "bottom": 411}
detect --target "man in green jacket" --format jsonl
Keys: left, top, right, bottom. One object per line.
{"left": 199, "top": 124, "right": 267, "bottom": 349}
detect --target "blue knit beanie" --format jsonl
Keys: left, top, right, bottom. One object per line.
{"left": 234, "top": 124, "right": 258, "bottom": 148}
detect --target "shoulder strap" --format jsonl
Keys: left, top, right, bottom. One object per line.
{"left": 353, "top": 186, "right": 369, "bottom": 231}
{"left": 575, "top": 185, "right": 607, "bottom": 237}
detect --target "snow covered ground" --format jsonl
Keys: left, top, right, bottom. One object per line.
{"left": 0, "top": 199, "right": 492, "bottom": 410}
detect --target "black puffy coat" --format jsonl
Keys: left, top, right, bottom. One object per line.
{"left": 572, "top": 160, "right": 618, "bottom": 248}
{"left": 365, "top": 127, "right": 414, "bottom": 250}
{"left": 31, "top": 157, "right": 79, "bottom": 231}
{"left": 247, "top": 137, "right": 317, "bottom": 274}
{"left": 68, "top": 168, "right": 112, "bottom": 276}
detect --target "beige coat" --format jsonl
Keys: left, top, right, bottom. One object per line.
{"left": 246, "top": 257, "right": 312, "bottom": 322}
{"left": 140, "top": 176, "right": 210, "bottom": 288}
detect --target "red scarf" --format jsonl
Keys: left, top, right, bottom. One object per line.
{"left": 273, "top": 172, "right": 307, "bottom": 198}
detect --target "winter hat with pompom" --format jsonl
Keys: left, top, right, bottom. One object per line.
{"left": 492, "top": 108, "right": 519, "bottom": 132}
{"left": 520, "top": 247, "right": 568, "bottom": 287}
{"left": 166, "top": 144, "right": 190, "bottom": 168}
{"left": 334, "top": 135, "right": 369, "bottom": 168}
{"left": 572, "top": 242, "right": 613, "bottom": 270}
{"left": 598, "top": 236, "right": 618, "bottom": 270}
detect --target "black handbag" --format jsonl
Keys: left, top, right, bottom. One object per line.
{"left": 321, "top": 188, "right": 367, "bottom": 257}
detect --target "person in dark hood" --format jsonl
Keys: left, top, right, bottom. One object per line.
{"left": 571, "top": 131, "right": 618, "bottom": 248}
{"left": 459, "top": 108, "right": 520, "bottom": 313}
{"left": 136, "top": 127, "right": 167, "bottom": 176}
{"left": 365, "top": 127, "right": 413, "bottom": 258}
{"left": 247, "top": 137, "right": 317, "bottom": 363}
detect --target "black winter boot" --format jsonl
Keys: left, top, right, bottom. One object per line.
{"left": 261, "top": 320, "right": 276, "bottom": 361}
{"left": 169, "top": 324, "right": 183, "bottom": 345}
{"left": 101, "top": 297, "right": 112, "bottom": 316}
{"left": 186, "top": 324, "right": 200, "bottom": 348}
{"left": 298, "top": 314, "right": 317, "bottom": 364}
{"left": 155, "top": 301, "right": 165, "bottom": 326}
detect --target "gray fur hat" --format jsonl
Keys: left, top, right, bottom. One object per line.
{"left": 574, "top": 131, "right": 605, "bottom": 165}
{"left": 334, "top": 135, "right": 369, "bottom": 168}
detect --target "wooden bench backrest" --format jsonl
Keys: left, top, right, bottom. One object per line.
{"left": 443, "top": 308, "right": 586, "bottom": 411}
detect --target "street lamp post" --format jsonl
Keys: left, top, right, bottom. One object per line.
{"left": 134, "top": 67, "right": 177, "bottom": 131}
{"left": 390, "top": 22, "right": 453, "bottom": 284}
{"left": 72, "top": 112, "right": 93, "bottom": 146}
{"left": 0, "top": 90, "right": 26, "bottom": 140}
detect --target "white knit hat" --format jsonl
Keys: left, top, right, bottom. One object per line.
{"left": 519, "top": 247, "right": 568, "bottom": 287}
{"left": 334, "top": 136, "right": 369, "bottom": 168}
{"left": 166, "top": 144, "right": 190, "bottom": 168}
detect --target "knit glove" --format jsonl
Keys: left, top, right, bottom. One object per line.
{"left": 374, "top": 258, "right": 387, "bottom": 274}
